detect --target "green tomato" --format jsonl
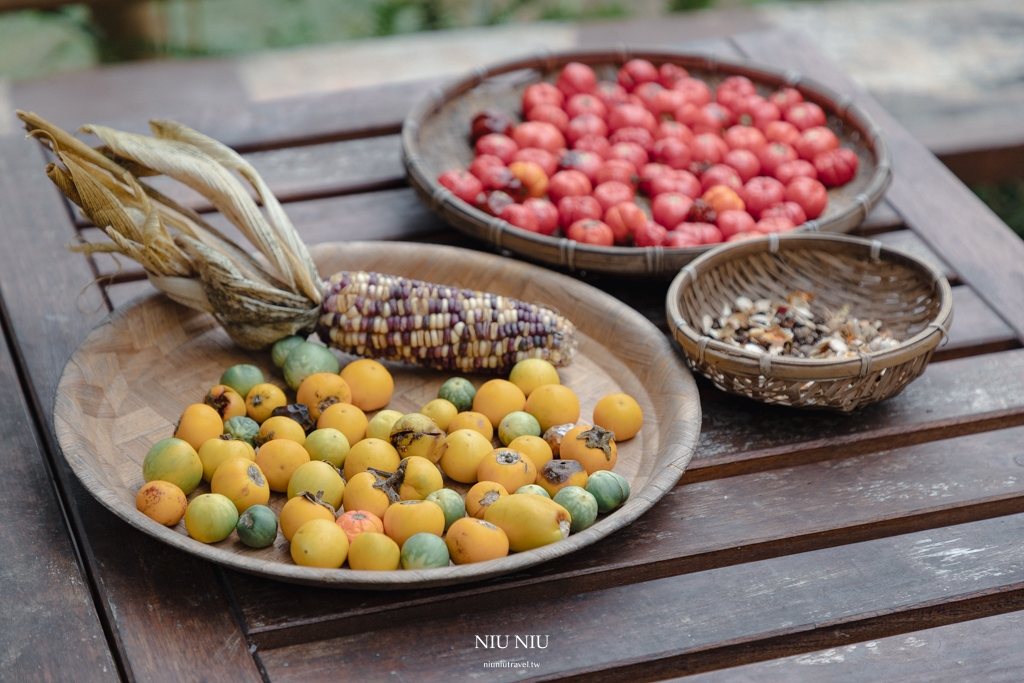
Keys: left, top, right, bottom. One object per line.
{"left": 425, "top": 488, "right": 466, "bottom": 532}
{"left": 236, "top": 505, "right": 279, "bottom": 548}
{"left": 283, "top": 343, "right": 340, "bottom": 390}
{"left": 553, "top": 486, "right": 598, "bottom": 534}
{"left": 184, "top": 493, "right": 239, "bottom": 543}
{"left": 142, "top": 437, "right": 202, "bottom": 495}
{"left": 586, "top": 470, "right": 630, "bottom": 513}
{"left": 498, "top": 411, "right": 542, "bottom": 446}
{"left": 272, "top": 335, "right": 305, "bottom": 368}
{"left": 304, "top": 428, "right": 350, "bottom": 468}
{"left": 223, "top": 416, "right": 260, "bottom": 447}
{"left": 438, "top": 377, "right": 476, "bottom": 413}
{"left": 220, "top": 364, "right": 265, "bottom": 400}
{"left": 400, "top": 532, "right": 450, "bottom": 569}
{"left": 514, "top": 484, "right": 551, "bottom": 498}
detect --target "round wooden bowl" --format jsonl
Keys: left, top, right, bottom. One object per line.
{"left": 54, "top": 241, "right": 700, "bottom": 589}
{"left": 403, "top": 48, "right": 892, "bottom": 277}
{"left": 666, "top": 233, "right": 953, "bottom": 412}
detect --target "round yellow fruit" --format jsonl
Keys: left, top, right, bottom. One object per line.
{"left": 174, "top": 403, "right": 224, "bottom": 451}
{"left": 445, "top": 517, "right": 510, "bottom": 564}
{"left": 343, "top": 438, "right": 400, "bottom": 481}
{"left": 507, "top": 435, "right": 553, "bottom": 470}
{"left": 204, "top": 385, "right": 247, "bottom": 421}
{"left": 446, "top": 411, "right": 494, "bottom": 441}
{"left": 296, "top": 372, "right": 352, "bottom": 420}
{"left": 341, "top": 359, "right": 394, "bottom": 411}
{"left": 465, "top": 481, "right": 509, "bottom": 520}
{"left": 135, "top": 480, "right": 187, "bottom": 526}
{"left": 142, "top": 437, "right": 202, "bottom": 495}
{"left": 342, "top": 471, "right": 391, "bottom": 519}
{"left": 420, "top": 398, "right": 458, "bottom": 432}
{"left": 257, "top": 415, "right": 306, "bottom": 447}
{"left": 473, "top": 379, "right": 526, "bottom": 427}
{"left": 287, "top": 460, "right": 345, "bottom": 510}
{"left": 396, "top": 456, "right": 444, "bottom": 501}
{"left": 476, "top": 448, "right": 537, "bottom": 494}
{"left": 524, "top": 384, "right": 581, "bottom": 433}
{"left": 245, "top": 383, "right": 288, "bottom": 424}
{"left": 347, "top": 531, "right": 400, "bottom": 571}
{"left": 382, "top": 500, "right": 445, "bottom": 548}
{"left": 280, "top": 493, "right": 336, "bottom": 541}
{"left": 536, "top": 459, "right": 589, "bottom": 497}
{"left": 290, "top": 519, "right": 349, "bottom": 568}
{"left": 254, "top": 438, "right": 310, "bottom": 492}
{"left": 438, "top": 429, "right": 494, "bottom": 484}
{"left": 304, "top": 428, "right": 350, "bottom": 468}
{"left": 484, "top": 494, "right": 571, "bottom": 552}
{"left": 593, "top": 392, "right": 643, "bottom": 441}
{"left": 389, "top": 413, "right": 447, "bottom": 464}
{"left": 366, "top": 409, "right": 404, "bottom": 441}
{"left": 560, "top": 424, "right": 617, "bottom": 474}
{"left": 508, "top": 358, "right": 560, "bottom": 397}
{"left": 198, "top": 435, "right": 256, "bottom": 482}
{"left": 210, "top": 458, "right": 270, "bottom": 513}
{"left": 184, "top": 493, "right": 239, "bottom": 543}
{"left": 317, "top": 402, "right": 368, "bottom": 447}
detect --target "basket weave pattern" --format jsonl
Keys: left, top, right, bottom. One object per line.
{"left": 667, "top": 234, "right": 953, "bottom": 411}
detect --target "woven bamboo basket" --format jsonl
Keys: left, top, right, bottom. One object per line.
{"left": 403, "top": 48, "right": 892, "bottom": 277}
{"left": 666, "top": 233, "right": 953, "bottom": 411}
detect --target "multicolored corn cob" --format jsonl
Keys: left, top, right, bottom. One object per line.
{"left": 317, "top": 271, "right": 577, "bottom": 373}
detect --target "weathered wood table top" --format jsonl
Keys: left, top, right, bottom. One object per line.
{"left": 5, "top": 21, "right": 1024, "bottom": 683}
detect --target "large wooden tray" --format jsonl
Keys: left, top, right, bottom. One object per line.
{"left": 53, "top": 241, "right": 701, "bottom": 589}
{"left": 404, "top": 48, "right": 892, "bottom": 277}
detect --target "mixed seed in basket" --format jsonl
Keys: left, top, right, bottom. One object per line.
{"left": 438, "top": 59, "right": 860, "bottom": 248}
{"left": 136, "top": 340, "right": 640, "bottom": 570}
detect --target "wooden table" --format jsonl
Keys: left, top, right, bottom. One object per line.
{"left": 5, "top": 20, "right": 1024, "bottom": 683}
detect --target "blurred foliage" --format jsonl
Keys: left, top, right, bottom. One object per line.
{"left": 667, "top": 0, "right": 714, "bottom": 11}
{"left": 974, "top": 181, "right": 1024, "bottom": 237}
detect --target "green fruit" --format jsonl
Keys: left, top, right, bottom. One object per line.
{"left": 586, "top": 470, "right": 630, "bottom": 513}
{"left": 283, "top": 343, "right": 340, "bottom": 390}
{"left": 223, "top": 416, "right": 260, "bottom": 447}
{"left": 400, "top": 532, "right": 450, "bottom": 569}
{"left": 287, "top": 461, "right": 345, "bottom": 510}
{"left": 236, "top": 504, "right": 279, "bottom": 548}
{"left": 142, "top": 437, "right": 203, "bottom": 495}
{"left": 304, "top": 428, "right": 350, "bottom": 468}
{"left": 220, "top": 364, "right": 265, "bottom": 400}
{"left": 514, "top": 484, "right": 551, "bottom": 498}
{"left": 425, "top": 488, "right": 466, "bottom": 532}
{"left": 272, "top": 335, "right": 305, "bottom": 368}
{"left": 438, "top": 377, "right": 476, "bottom": 413}
{"left": 498, "top": 411, "right": 542, "bottom": 446}
{"left": 553, "top": 486, "right": 598, "bottom": 534}
{"left": 184, "top": 493, "right": 239, "bottom": 543}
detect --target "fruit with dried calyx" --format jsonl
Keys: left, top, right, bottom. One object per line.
{"left": 507, "top": 435, "right": 552, "bottom": 470}
{"left": 341, "top": 471, "right": 391, "bottom": 520}
{"left": 477, "top": 448, "right": 537, "bottom": 493}
{"left": 245, "top": 384, "right": 287, "bottom": 425}
{"left": 465, "top": 481, "right": 509, "bottom": 519}
{"left": 204, "top": 385, "right": 246, "bottom": 421}
{"left": 296, "top": 372, "right": 351, "bottom": 420}
{"left": 287, "top": 460, "right": 345, "bottom": 509}
{"left": 536, "top": 459, "right": 589, "bottom": 498}
{"left": 280, "top": 491, "right": 336, "bottom": 541}
{"left": 560, "top": 424, "right": 617, "bottom": 473}
{"left": 389, "top": 413, "right": 447, "bottom": 464}
{"left": 336, "top": 509, "right": 384, "bottom": 543}
{"left": 256, "top": 415, "right": 306, "bottom": 447}
{"left": 210, "top": 458, "right": 270, "bottom": 513}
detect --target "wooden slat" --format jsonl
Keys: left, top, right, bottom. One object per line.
{"left": 939, "top": 286, "right": 1019, "bottom": 360}
{"left": 0, "top": 135, "right": 263, "bottom": 683}
{"left": 856, "top": 199, "right": 904, "bottom": 234}
{"left": 255, "top": 512, "right": 1024, "bottom": 681}
{"left": 871, "top": 229, "right": 955, "bottom": 283}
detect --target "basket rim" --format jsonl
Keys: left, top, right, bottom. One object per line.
{"left": 665, "top": 233, "right": 954, "bottom": 381}
{"left": 402, "top": 46, "right": 893, "bottom": 275}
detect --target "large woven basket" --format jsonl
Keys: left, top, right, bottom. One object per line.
{"left": 666, "top": 234, "right": 953, "bottom": 411}
{"left": 403, "top": 48, "right": 892, "bottom": 277}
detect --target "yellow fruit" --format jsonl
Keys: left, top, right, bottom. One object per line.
{"left": 347, "top": 531, "right": 400, "bottom": 571}
{"left": 142, "top": 438, "right": 202, "bottom": 495}
{"left": 472, "top": 379, "right": 526, "bottom": 427}
{"left": 366, "top": 409, "right": 404, "bottom": 441}
{"left": 184, "top": 493, "right": 239, "bottom": 543}
{"left": 317, "top": 402, "right": 368, "bottom": 447}
{"left": 507, "top": 435, "right": 553, "bottom": 470}
{"left": 524, "top": 384, "right": 581, "bottom": 433}
{"left": 174, "top": 403, "right": 224, "bottom": 451}
{"left": 446, "top": 411, "right": 494, "bottom": 441}
{"left": 389, "top": 413, "right": 447, "bottom": 464}
{"left": 290, "top": 519, "right": 349, "bottom": 568}
{"left": 287, "top": 460, "right": 345, "bottom": 509}
{"left": 303, "top": 428, "right": 350, "bottom": 468}
{"left": 296, "top": 372, "right": 352, "bottom": 421}
{"left": 445, "top": 517, "right": 510, "bottom": 564}
{"left": 484, "top": 494, "right": 571, "bottom": 551}
{"left": 341, "top": 359, "right": 394, "bottom": 411}
{"left": 256, "top": 415, "right": 307, "bottom": 447}
{"left": 343, "top": 438, "right": 400, "bottom": 481}
{"left": 465, "top": 481, "right": 509, "bottom": 519}
{"left": 204, "top": 385, "right": 247, "bottom": 421}
{"left": 135, "top": 480, "right": 187, "bottom": 526}
{"left": 438, "top": 429, "right": 494, "bottom": 484}
{"left": 342, "top": 471, "right": 391, "bottom": 519}
{"left": 508, "top": 358, "right": 560, "bottom": 397}
{"left": 593, "top": 392, "right": 643, "bottom": 441}
{"left": 476, "top": 448, "right": 537, "bottom": 494}
{"left": 536, "top": 459, "right": 589, "bottom": 497}
{"left": 560, "top": 424, "right": 617, "bottom": 474}
{"left": 336, "top": 509, "right": 384, "bottom": 543}
{"left": 245, "top": 383, "right": 288, "bottom": 424}
{"left": 254, "top": 439, "right": 310, "bottom": 492}
{"left": 210, "top": 458, "right": 270, "bottom": 513}
{"left": 420, "top": 398, "right": 458, "bottom": 432}
{"left": 280, "top": 493, "right": 336, "bottom": 541}
{"left": 198, "top": 435, "right": 256, "bottom": 482}
{"left": 382, "top": 500, "right": 445, "bottom": 548}
{"left": 396, "top": 456, "right": 444, "bottom": 501}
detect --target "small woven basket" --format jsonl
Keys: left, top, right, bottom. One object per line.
{"left": 666, "top": 233, "right": 953, "bottom": 411}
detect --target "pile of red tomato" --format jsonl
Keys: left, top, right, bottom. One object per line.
{"left": 436, "top": 58, "right": 859, "bottom": 247}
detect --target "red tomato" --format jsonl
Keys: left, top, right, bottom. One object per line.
{"left": 557, "top": 62, "right": 597, "bottom": 98}
{"left": 634, "top": 82, "right": 664, "bottom": 112}
{"left": 618, "top": 59, "right": 659, "bottom": 91}
{"left": 672, "top": 77, "right": 712, "bottom": 106}
{"left": 566, "top": 218, "right": 614, "bottom": 246}
{"left": 740, "top": 176, "right": 786, "bottom": 217}
{"left": 565, "top": 94, "right": 608, "bottom": 120}
{"left": 760, "top": 201, "right": 807, "bottom": 225}
{"left": 663, "top": 230, "right": 702, "bottom": 247}
{"left": 794, "top": 126, "right": 840, "bottom": 161}
{"left": 469, "top": 154, "right": 505, "bottom": 179}
{"left": 757, "top": 142, "right": 798, "bottom": 175}
{"left": 638, "top": 162, "right": 671, "bottom": 195}
{"left": 476, "top": 165, "right": 525, "bottom": 199}
{"left": 691, "top": 103, "right": 733, "bottom": 135}
{"left": 609, "top": 126, "right": 654, "bottom": 152}
{"left": 606, "top": 142, "right": 649, "bottom": 170}
{"left": 677, "top": 221, "right": 723, "bottom": 244}
{"left": 723, "top": 149, "right": 761, "bottom": 183}
{"left": 595, "top": 159, "right": 638, "bottom": 188}
{"left": 726, "top": 231, "right": 760, "bottom": 243}
{"left": 764, "top": 121, "right": 800, "bottom": 146}
{"left": 499, "top": 203, "right": 539, "bottom": 232}
{"left": 565, "top": 114, "right": 608, "bottom": 146}
{"left": 785, "top": 177, "right": 828, "bottom": 219}
{"left": 512, "top": 121, "right": 565, "bottom": 154}
{"left": 652, "top": 137, "right": 692, "bottom": 170}
{"left": 522, "top": 83, "right": 564, "bottom": 115}
{"left": 558, "top": 150, "right": 604, "bottom": 184}
{"left": 652, "top": 192, "right": 695, "bottom": 230}
{"left": 652, "top": 88, "right": 687, "bottom": 118}
{"left": 547, "top": 169, "right": 592, "bottom": 204}
{"left": 723, "top": 125, "right": 767, "bottom": 152}
{"left": 785, "top": 102, "right": 827, "bottom": 131}
{"left": 595, "top": 81, "right": 629, "bottom": 110}
{"left": 716, "top": 209, "right": 756, "bottom": 239}
{"left": 768, "top": 87, "right": 803, "bottom": 113}
{"left": 470, "top": 110, "right": 515, "bottom": 143}
{"left": 690, "top": 133, "right": 728, "bottom": 165}
{"left": 524, "top": 198, "right": 559, "bottom": 235}
{"left": 475, "top": 133, "right": 519, "bottom": 164}
{"left": 702, "top": 185, "right": 745, "bottom": 214}
{"left": 658, "top": 63, "right": 689, "bottom": 89}
{"left": 526, "top": 104, "right": 569, "bottom": 133}
{"left": 755, "top": 216, "right": 796, "bottom": 234}
{"left": 512, "top": 148, "right": 558, "bottom": 178}
{"left": 774, "top": 159, "right": 818, "bottom": 185}
{"left": 573, "top": 134, "right": 611, "bottom": 158}
{"left": 633, "top": 221, "right": 668, "bottom": 247}
{"left": 557, "top": 195, "right": 603, "bottom": 229}
{"left": 746, "top": 99, "right": 782, "bottom": 130}
{"left": 655, "top": 120, "right": 694, "bottom": 144}
{"left": 608, "top": 103, "right": 658, "bottom": 134}
{"left": 719, "top": 75, "right": 757, "bottom": 95}
{"left": 814, "top": 148, "right": 859, "bottom": 187}
{"left": 649, "top": 169, "right": 702, "bottom": 199}
{"left": 604, "top": 202, "right": 647, "bottom": 244}
{"left": 508, "top": 161, "right": 549, "bottom": 198}
{"left": 438, "top": 169, "right": 484, "bottom": 205}
{"left": 687, "top": 197, "right": 717, "bottom": 224}
{"left": 592, "top": 181, "right": 635, "bottom": 212}
{"left": 700, "top": 164, "right": 743, "bottom": 193}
